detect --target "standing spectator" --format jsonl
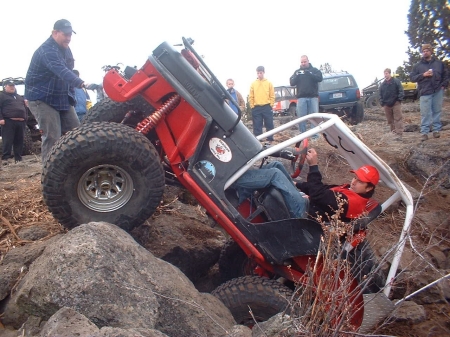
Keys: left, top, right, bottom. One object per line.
{"left": 0, "top": 81, "right": 28, "bottom": 164}
{"left": 379, "top": 68, "right": 404, "bottom": 141}
{"left": 289, "top": 55, "right": 323, "bottom": 138}
{"left": 226, "top": 78, "right": 246, "bottom": 114}
{"left": 73, "top": 70, "right": 92, "bottom": 122}
{"left": 25, "top": 19, "right": 87, "bottom": 162}
{"left": 410, "top": 44, "right": 449, "bottom": 141}
{"left": 249, "top": 66, "right": 275, "bottom": 143}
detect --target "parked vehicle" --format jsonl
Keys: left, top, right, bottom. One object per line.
{"left": 272, "top": 85, "right": 297, "bottom": 117}
{"left": 0, "top": 77, "right": 41, "bottom": 155}
{"left": 40, "top": 38, "right": 413, "bottom": 332}
{"left": 362, "top": 74, "right": 418, "bottom": 109}
{"left": 318, "top": 72, "right": 364, "bottom": 125}
{"left": 393, "top": 73, "right": 418, "bottom": 100}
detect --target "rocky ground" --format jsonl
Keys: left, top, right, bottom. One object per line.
{"left": 0, "top": 99, "right": 449, "bottom": 336}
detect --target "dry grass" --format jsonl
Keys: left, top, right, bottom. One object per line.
{"left": 0, "top": 175, "right": 63, "bottom": 260}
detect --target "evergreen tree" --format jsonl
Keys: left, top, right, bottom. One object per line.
{"left": 406, "top": 0, "right": 450, "bottom": 59}
{"left": 319, "top": 63, "right": 334, "bottom": 74}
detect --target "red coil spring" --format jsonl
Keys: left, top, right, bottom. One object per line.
{"left": 136, "top": 94, "right": 181, "bottom": 135}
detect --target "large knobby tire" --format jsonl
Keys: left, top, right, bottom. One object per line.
{"left": 42, "top": 122, "right": 165, "bottom": 232}
{"left": 82, "top": 96, "right": 154, "bottom": 126}
{"left": 350, "top": 102, "right": 365, "bottom": 125}
{"left": 365, "top": 95, "right": 379, "bottom": 109}
{"left": 212, "top": 276, "right": 293, "bottom": 326}
{"left": 218, "top": 239, "right": 258, "bottom": 284}
{"left": 22, "top": 127, "right": 34, "bottom": 155}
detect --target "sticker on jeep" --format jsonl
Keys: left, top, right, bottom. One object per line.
{"left": 209, "top": 138, "right": 232, "bottom": 162}
{"left": 194, "top": 160, "right": 216, "bottom": 182}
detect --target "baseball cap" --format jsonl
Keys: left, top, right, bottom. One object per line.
{"left": 4, "top": 80, "right": 15, "bottom": 86}
{"left": 54, "top": 19, "right": 76, "bottom": 34}
{"left": 350, "top": 165, "right": 380, "bottom": 185}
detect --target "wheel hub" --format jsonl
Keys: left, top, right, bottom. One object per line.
{"left": 77, "top": 165, "right": 134, "bottom": 212}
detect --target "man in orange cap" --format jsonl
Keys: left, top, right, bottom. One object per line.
{"left": 296, "top": 148, "right": 380, "bottom": 221}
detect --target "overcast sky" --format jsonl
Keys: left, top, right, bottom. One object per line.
{"left": 1, "top": 0, "right": 412, "bottom": 102}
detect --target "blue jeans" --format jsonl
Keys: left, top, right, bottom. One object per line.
{"left": 296, "top": 97, "right": 319, "bottom": 135}
{"left": 419, "top": 89, "right": 443, "bottom": 135}
{"left": 76, "top": 112, "right": 86, "bottom": 122}
{"left": 252, "top": 104, "right": 274, "bottom": 141}
{"left": 232, "top": 161, "right": 308, "bottom": 218}
{"left": 28, "top": 100, "right": 80, "bottom": 162}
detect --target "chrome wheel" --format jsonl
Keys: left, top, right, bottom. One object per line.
{"left": 77, "top": 164, "right": 134, "bottom": 212}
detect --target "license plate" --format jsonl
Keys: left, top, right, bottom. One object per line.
{"left": 333, "top": 92, "right": 343, "bottom": 98}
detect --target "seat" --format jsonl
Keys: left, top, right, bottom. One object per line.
{"left": 255, "top": 187, "right": 291, "bottom": 221}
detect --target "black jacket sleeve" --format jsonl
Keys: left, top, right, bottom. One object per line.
{"left": 290, "top": 69, "right": 300, "bottom": 86}
{"left": 296, "top": 165, "right": 350, "bottom": 218}
{"left": 310, "top": 67, "right": 323, "bottom": 83}
{"left": 395, "top": 78, "right": 404, "bottom": 101}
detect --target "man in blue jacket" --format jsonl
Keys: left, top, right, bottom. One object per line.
{"left": 410, "top": 44, "right": 449, "bottom": 141}
{"left": 25, "top": 19, "right": 88, "bottom": 162}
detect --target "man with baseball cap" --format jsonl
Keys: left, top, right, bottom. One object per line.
{"left": 53, "top": 19, "right": 76, "bottom": 34}
{"left": 296, "top": 148, "right": 380, "bottom": 221}
{"left": 410, "top": 44, "right": 449, "bottom": 141}
{"left": 25, "top": 19, "right": 88, "bottom": 163}
{"left": 0, "top": 80, "right": 28, "bottom": 164}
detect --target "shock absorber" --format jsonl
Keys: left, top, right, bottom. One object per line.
{"left": 135, "top": 94, "right": 181, "bottom": 135}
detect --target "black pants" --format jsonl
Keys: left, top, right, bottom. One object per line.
{"left": 1, "top": 119, "right": 25, "bottom": 161}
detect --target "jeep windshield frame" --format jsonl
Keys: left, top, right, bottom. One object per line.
{"left": 274, "top": 86, "right": 296, "bottom": 102}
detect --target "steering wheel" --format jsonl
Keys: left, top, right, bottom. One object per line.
{"left": 290, "top": 138, "right": 309, "bottom": 178}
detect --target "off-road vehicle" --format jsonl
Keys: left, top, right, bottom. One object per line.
{"left": 318, "top": 72, "right": 364, "bottom": 124}
{"left": 0, "top": 77, "right": 41, "bottom": 155}
{"left": 41, "top": 38, "right": 413, "bottom": 332}
{"left": 272, "top": 85, "right": 297, "bottom": 117}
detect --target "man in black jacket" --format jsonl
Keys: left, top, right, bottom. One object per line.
{"left": 379, "top": 68, "right": 404, "bottom": 141}
{"left": 0, "top": 81, "right": 28, "bottom": 164}
{"left": 410, "top": 44, "right": 449, "bottom": 141}
{"left": 289, "top": 56, "right": 323, "bottom": 138}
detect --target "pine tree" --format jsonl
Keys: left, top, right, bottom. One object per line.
{"left": 406, "top": 0, "right": 450, "bottom": 59}
{"left": 319, "top": 63, "right": 334, "bottom": 74}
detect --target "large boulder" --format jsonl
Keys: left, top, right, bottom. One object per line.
{"left": 131, "top": 193, "right": 227, "bottom": 284}
{"left": 2, "top": 222, "right": 235, "bottom": 337}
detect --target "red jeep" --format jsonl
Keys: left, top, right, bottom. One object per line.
{"left": 272, "top": 85, "right": 297, "bottom": 117}
{"left": 41, "top": 38, "right": 413, "bottom": 332}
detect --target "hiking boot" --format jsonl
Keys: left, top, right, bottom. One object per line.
{"left": 421, "top": 134, "right": 428, "bottom": 141}
{"left": 433, "top": 131, "right": 440, "bottom": 139}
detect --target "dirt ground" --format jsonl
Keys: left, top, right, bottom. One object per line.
{"left": 0, "top": 99, "right": 449, "bottom": 336}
